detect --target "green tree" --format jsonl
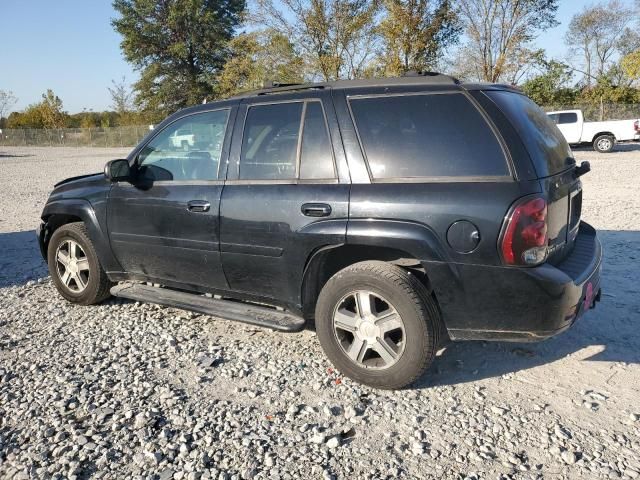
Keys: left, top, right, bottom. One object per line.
{"left": 254, "top": 0, "right": 380, "bottom": 81}
{"left": 521, "top": 60, "right": 578, "bottom": 106}
{"left": 378, "top": 0, "right": 459, "bottom": 76}
{"left": 216, "top": 30, "right": 304, "bottom": 98}
{"left": 621, "top": 51, "right": 640, "bottom": 83}
{"left": 456, "top": 0, "right": 559, "bottom": 83}
{"left": 7, "top": 90, "right": 67, "bottom": 129}
{"left": 112, "top": 0, "right": 245, "bottom": 118}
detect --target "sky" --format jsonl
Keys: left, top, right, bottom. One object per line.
{"left": 0, "top": 0, "right": 596, "bottom": 114}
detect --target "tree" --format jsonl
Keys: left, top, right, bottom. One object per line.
{"left": 108, "top": 77, "right": 135, "bottom": 114}
{"left": 456, "top": 0, "right": 559, "bottom": 83}
{"left": 521, "top": 60, "right": 577, "bottom": 106}
{"left": 378, "top": 0, "right": 460, "bottom": 76}
{"left": 5, "top": 90, "right": 67, "bottom": 129}
{"left": 112, "top": 0, "right": 245, "bottom": 118}
{"left": 565, "top": 1, "right": 635, "bottom": 86}
{"left": 253, "top": 0, "right": 380, "bottom": 81}
{"left": 216, "top": 30, "right": 304, "bottom": 98}
{"left": 0, "top": 90, "right": 18, "bottom": 127}
{"left": 621, "top": 51, "right": 640, "bottom": 83}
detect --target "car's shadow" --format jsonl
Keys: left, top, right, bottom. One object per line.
{"left": 0, "top": 230, "right": 49, "bottom": 287}
{"left": 571, "top": 142, "right": 640, "bottom": 153}
{"left": 2, "top": 229, "right": 638, "bottom": 387}
{"left": 0, "top": 151, "right": 35, "bottom": 158}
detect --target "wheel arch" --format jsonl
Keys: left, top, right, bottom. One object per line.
{"left": 592, "top": 131, "right": 616, "bottom": 143}
{"left": 40, "top": 199, "right": 122, "bottom": 272}
{"left": 301, "top": 243, "right": 437, "bottom": 321}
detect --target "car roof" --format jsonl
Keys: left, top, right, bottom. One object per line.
{"left": 170, "top": 73, "right": 522, "bottom": 119}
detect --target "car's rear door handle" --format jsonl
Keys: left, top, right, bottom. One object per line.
{"left": 187, "top": 200, "right": 210, "bottom": 213}
{"left": 301, "top": 203, "right": 331, "bottom": 217}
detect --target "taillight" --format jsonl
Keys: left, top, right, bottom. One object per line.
{"left": 634, "top": 120, "right": 639, "bottom": 133}
{"left": 500, "top": 196, "right": 548, "bottom": 266}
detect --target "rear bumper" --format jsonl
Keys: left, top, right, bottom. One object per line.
{"left": 440, "top": 221, "right": 603, "bottom": 342}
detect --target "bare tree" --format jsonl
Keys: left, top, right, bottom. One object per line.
{"left": 565, "top": 0, "right": 635, "bottom": 86}
{"left": 456, "top": 0, "right": 559, "bottom": 83}
{"left": 252, "top": 0, "right": 380, "bottom": 81}
{"left": 0, "top": 90, "right": 18, "bottom": 122}
{"left": 108, "top": 77, "right": 135, "bottom": 114}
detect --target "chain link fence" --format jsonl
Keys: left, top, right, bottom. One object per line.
{"left": 0, "top": 126, "right": 151, "bottom": 148}
{"left": 542, "top": 104, "right": 640, "bottom": 122}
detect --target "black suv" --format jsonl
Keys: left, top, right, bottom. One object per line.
{"left": 37, "top": 74, "right": 602, "bottom": 389}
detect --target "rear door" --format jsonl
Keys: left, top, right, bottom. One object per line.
{"left": 219, "top": 90, "right": 350, "bottom": 307}
{"left": 107, "top": 107, "right": 234, "bottom": 289}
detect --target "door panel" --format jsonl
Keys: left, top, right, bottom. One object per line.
{"left": 108, "top": 183, "right": 228, "bottom": 289}
{"left": 220, "top": 184, "right": 349, "bottom": 303}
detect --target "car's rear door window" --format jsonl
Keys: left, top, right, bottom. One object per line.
{"left": 239, "top": 100, "right": 336, "bottom": 181}
{"left": 299, "top": 102, "right": 335, "bottom": 179}
{"left": 348, "top": 92, "right": 509, "bottom": 180}
{"left": 486, "top": 91, "right": 574, "bottom": 177}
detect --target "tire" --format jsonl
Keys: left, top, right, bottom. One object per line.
{"left": 315, "top": 261, "right": 441, "bottom": 389}
{"left": 47, "top": 222, "right": 112, "bottom": 305}
{"left": 593, "top": 134, "right": 615, "bottom": 153}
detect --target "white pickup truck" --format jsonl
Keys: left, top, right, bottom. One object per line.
{"left": 546, "top": 109, "right": 640, "bottom": 153}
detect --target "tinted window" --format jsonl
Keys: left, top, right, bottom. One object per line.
{"left": 349, "top": 93, "right": 508, "bottom": 179}
{"left": 240, "top": 102, "right": 303, "bottom": 180}
{"left": 138, "top": 110, "right": 229, "bottom": 181}
{"left": 558, "top": 112, "right": 577, "bottom": 124}
{"left": 487, "top": 91, "right": 574, "bottom": 177}
{"left": 300, "top": 102, "right": 335, "bottom": 179}
{"left": 547, "top": 113, "right": 560, "bottom": 124}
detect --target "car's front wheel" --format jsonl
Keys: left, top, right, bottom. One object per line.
{"left": 315, "top": 261, "right": 440, "bottom": 389}
{"left": 47, "top": 222, "right": 112, "bottom": 305}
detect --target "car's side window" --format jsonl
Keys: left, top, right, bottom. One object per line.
{"left": 137, "top": 109, "right": 229, "bottom": 182}
{"left": 239, "top": 100, "right": 336, "bottom": 181}
{"left": 349, "top": 93, "right": 509, "bottom": 179}
{"left": 240, "top": 102, "right": 303, "bottom": 180}
{"left": 558, "top": 112, "right": 578, "bottom": 124}
{"left": 299, "top": 102, "right": 335, "bottom": 179}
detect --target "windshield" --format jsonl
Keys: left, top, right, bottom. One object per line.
{"left": 486, "top": 91, "right": 575, "bottom": 177}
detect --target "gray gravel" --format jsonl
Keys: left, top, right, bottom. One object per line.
{"left": 1, "top": 145, "right": 640, "bottom": 479}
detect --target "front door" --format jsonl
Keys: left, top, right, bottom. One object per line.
{"left": 220, "top": 92, "right": 350, "bottom": 307}
{"left": 107, "top": 108, "right": 233, "bottom": 290}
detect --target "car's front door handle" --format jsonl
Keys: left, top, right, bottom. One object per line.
{"left": 187, "top": 200, "right": 210, "bottom": 213}
{"left": 301, "top": 203, "right": 331, "bottom": 217}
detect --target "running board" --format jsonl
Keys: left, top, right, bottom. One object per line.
{"left": 110, "top": 283, "right": 306, "bottom": 332}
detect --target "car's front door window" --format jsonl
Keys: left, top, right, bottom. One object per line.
{"left": 137, "top": 109, "right": 229, "bottom": 181}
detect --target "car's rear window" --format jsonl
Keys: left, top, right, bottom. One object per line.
{"left": 486, "top": 91, "right": 574, "bottom": 177}
{"left": 349, "top": 93, "right": 509, "bottom": 179}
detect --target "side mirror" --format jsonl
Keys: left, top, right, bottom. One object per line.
{"left": 104, "top": 159, "right": 131, "bottom": 182}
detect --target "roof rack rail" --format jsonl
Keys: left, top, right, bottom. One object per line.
{"left": 402, "top": 70, "right": 460, "bottom": 83}
{"left": 262, "top": 81, "right": 304, "bottom": 89}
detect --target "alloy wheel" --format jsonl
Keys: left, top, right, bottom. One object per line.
{"left": 55, "top": 239, "right": 90, "bottom": 293}
{"left": 332, "top": 290, "right": 406, "bottom": 370}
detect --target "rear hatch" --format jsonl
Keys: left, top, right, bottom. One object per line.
{"left": 485, "top": 90, "right": 582, "bottom": 264}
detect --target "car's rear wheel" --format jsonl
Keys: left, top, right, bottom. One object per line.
{"left": 47, "top": 222, "right": 112, "bottom": 305}
{"left": 315, "top": 261, "right": 440, "bottom": 389}
{"left": 593, "top": 134, "right": 615, "bottom": 153}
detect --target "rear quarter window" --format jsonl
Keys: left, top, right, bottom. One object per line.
{"left": 348, "top": 92, "right": 509, "bottom": 179}
{"left": 486, "top": 91, "right": 574, "bottom": 177}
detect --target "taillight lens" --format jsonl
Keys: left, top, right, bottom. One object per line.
{"left": 634, "top": 120, "right": 639, "bottom": 133}
{"left": 500, "top": 196, "right": 548, "bottom": 266}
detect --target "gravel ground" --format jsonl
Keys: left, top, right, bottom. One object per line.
{"left": 1, "top": 145, "right": 639, "bottom": 480}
